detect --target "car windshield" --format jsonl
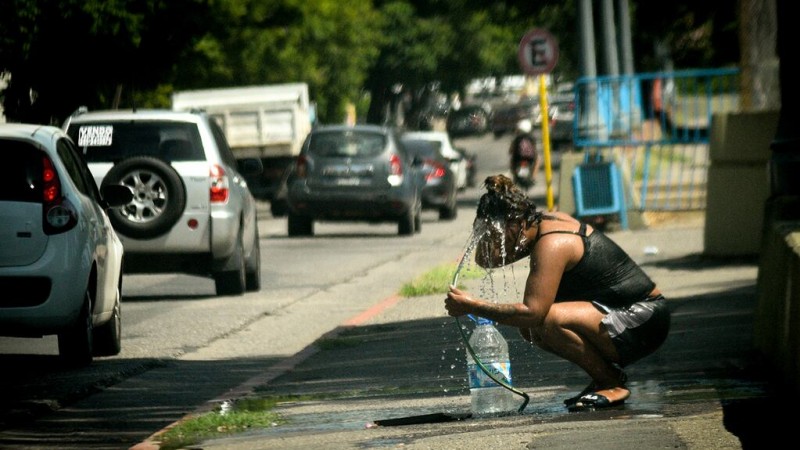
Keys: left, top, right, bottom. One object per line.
{"left": 67, "top": 121, "right": 204, "bottom": 163}
{"left": 308, "top": 131, "right": 386, "bottom": 157}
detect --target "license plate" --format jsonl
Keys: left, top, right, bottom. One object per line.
{"left": 335, "top": 177, "right": 360, "bottom": 186}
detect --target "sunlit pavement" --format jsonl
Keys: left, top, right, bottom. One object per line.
{"left": 181, "top": 222, "right": 784, "bottom": 450}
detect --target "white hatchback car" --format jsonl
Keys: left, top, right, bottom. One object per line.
{"left": 0, "top": 123, "right": 133, "bottom": 366}
{"left": 400, "top": 131, "right": 469, "bottom": 190}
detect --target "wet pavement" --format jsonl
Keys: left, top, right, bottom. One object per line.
{"left": 145, "top": 222, "right": 788, "bottom": 449}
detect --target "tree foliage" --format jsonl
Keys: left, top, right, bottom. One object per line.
{"left": 0, "top": 0, "right": 212, "bottom": 124}
{"left": 0, "top": 0, "right": 740, "bottom": 125}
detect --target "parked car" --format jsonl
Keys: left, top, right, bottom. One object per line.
{"left": 549, "top": 97, "right": 576, "bottom": 150}
{"left": 490, "top": 102, "right": 534, "bottom": 138}
{"left": 400, "top": 130, "right": 469, "bottom": 191}
{"left": 284, "top": 124, "right": 423, "bottom": 236}
{"left": 490, "top": 97, "right": 554, "bottom": 139}
{"left": 400, "top": 136, "right": 458, "bottom": 220}
{"left": 446, "top": 104, "right": 490, "bottom": 137}
{"left": 0, "top": 123, "right": 133, "bottom": 366}
{"left": 63, "top": 109, "right": 263, "bottom": 296}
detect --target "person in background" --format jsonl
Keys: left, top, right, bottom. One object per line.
{"left": 508, "top": 119, "right": 539, "bottom": 187}
{"left": 444, "top": 174, "right": 670, "bottom": 412}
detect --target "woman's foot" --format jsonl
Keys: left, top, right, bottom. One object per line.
{"left": 564, "top": 369, "right": 627, "bottom": 407}
{"left": 567, "top": 387, "right": 630, "bottom": 412}
{"left": 563, "top": 382, "right": 596, "bottom": 406}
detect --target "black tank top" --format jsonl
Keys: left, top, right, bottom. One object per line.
{"left": 538, "top": 222, "right": 655, "bottom": 307}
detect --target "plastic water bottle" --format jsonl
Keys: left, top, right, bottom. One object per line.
{"left": 466, "top": 317, "right": 517, "bottom": 416}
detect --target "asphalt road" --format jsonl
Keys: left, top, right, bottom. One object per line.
{"left": 0, "top": 132, "right": 510, "bottom": 449}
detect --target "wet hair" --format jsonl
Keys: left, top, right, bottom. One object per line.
{"left": 475, "top": 174, "right": 542, "bottom": 225}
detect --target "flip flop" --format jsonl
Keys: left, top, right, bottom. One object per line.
{"left": 567, "top": 392, "right": 626, "bottom": 412}
{"left": 564, "top": 370, "right": 627, "bottom": 407}
{"left": 563, "top": 382, "right": 596, "bottom": 406}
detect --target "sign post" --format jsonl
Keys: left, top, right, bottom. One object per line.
{"left": 518, "top": 28, "right": 559, "bottom": 211}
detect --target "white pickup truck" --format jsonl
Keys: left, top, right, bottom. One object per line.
{"left": 172, "top": 83, "right": 314, "bottom": 202}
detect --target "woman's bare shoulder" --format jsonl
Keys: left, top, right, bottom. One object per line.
{"left": 550, "top": 211, "right": 577, "bottom": 221}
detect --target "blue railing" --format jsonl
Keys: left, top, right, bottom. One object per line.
{"left": 572, "top": 68, "right": 740, "bottom": 211}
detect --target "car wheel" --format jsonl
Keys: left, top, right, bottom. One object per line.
{"left": 93, "top": 290, "right": 122, "bottom": 356}
{"left": 398, "top": 211, "right": 415, "bottom": 236}
{"left": 439, "top": 198, "right": 458, "bottom": 220}
{"left": 58, "top": 290, "right": 93, "bottom": 366}
{"left": 288, "top": 213, "right": 313, "bottom": 237}
{"left": 270, "top": 199, "right": 288, "bottom": 217}
{"left": 101, "top": 156, "right": 187, "bottom": 239}
{"left": 245, "top": 223, "right": 261, "bottom": 292}
{"left": 214, "top": 230, "right": 246, "bottom": 296}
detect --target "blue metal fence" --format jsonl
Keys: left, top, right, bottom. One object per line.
{"left": 572, "top": 68, "right": 740, "bottom": 211}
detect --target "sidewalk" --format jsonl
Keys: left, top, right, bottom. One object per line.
{"left": 182, "top": 220, "right": 782, "bottom": 450}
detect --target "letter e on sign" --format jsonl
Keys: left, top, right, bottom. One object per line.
{"left": 518, "top": 29, "right": 559, "bottom": 76}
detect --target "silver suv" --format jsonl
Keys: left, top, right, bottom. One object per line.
{"left": 63, "top": 109, "right": 263, "bottom": 296}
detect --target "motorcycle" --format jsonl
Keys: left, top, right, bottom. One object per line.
{"left": 512, "top": 159, "right": 535, "bottom": 189}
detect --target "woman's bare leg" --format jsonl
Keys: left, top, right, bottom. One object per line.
{"left": 520, "top": 301, "right": 629, "bottom": 403}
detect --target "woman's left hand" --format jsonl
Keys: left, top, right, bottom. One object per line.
{"left": 444, "top": 285, "right": 473, "bottom": 317}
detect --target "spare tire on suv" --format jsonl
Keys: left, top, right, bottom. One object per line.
{"left": 101, "top": 156, "right": 187, "bottom": 239}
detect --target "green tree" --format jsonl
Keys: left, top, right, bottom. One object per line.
{"left": 169, "top": 0, "right": 381, "bottom": 123}
{"left": 0, "top": 0, "right": 740, "bottom": 125}
{"left": 0, "top": 0, "right": 212, "bottom": 124}
{"left": 363, "top": 0, "right": 579, "bottom": 124}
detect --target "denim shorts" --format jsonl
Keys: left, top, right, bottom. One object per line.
{"left": 593, "top": 294, "right": 671, "bottom": 367}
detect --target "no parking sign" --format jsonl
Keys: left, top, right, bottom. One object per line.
{"left": 518, "top": 28, "right": 559, "bottom": 76}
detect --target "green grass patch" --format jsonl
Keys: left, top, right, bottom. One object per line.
{"left": 398, "top": 262, "right": 485, "bottom": 297}
{"left": 157, "top": 398, "right": 285, "bottom": 450}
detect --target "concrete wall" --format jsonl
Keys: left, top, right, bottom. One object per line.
{"left": 704, "top": 111, "right": 778, "bottom": 256}
{"left": 703, "top": 111, "right": 800, "bottom": 395}
{"left": 557, "top": 151, "right": 582, "bottom": 215}
{"left": 756, "top": 210, "right": 800, "bottom": 398}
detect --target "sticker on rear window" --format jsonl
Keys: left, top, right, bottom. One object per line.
{"left": 77, "top": 126, "right": 113, "bottom": 146}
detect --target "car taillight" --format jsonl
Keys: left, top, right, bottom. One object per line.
{"left": 210, "top": 164, "right": 230, "bottom": 203}
{"left": 295, "top": 155, "right": 308, "bottom": 178}
{"left": 41, "top": 155, "right": 77, "bottom": 235}
{"left": 425, "top": 160, "right": 446, "bottom": 181}
{"left": 388, "top": 154, "right": 403, "bottom": 186}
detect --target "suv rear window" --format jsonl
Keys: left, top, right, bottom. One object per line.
{"left": 308, "top": 131, "right": 386, "bottom": 158}
{"left": 67, "top": 121, "right": 204, "bottom": 163}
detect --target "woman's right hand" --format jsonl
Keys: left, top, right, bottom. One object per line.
{"left": 444, "top": 285, "right": 473, "bottom": 317}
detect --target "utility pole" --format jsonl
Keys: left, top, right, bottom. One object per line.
{"left": 768, "top": 0, "right": 800, "bottom": 198}
{"left": 578, "top": 0, "right": 604, "bottom": 140}
{"left": 617, "top": 0, "right": 634, "bottom": 75}
{"left": 600, "top": 0, "right": 619, "bottom": 77}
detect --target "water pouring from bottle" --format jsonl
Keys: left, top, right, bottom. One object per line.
{"left": 450, "top": 208, "right": 530, "bottom": 416}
